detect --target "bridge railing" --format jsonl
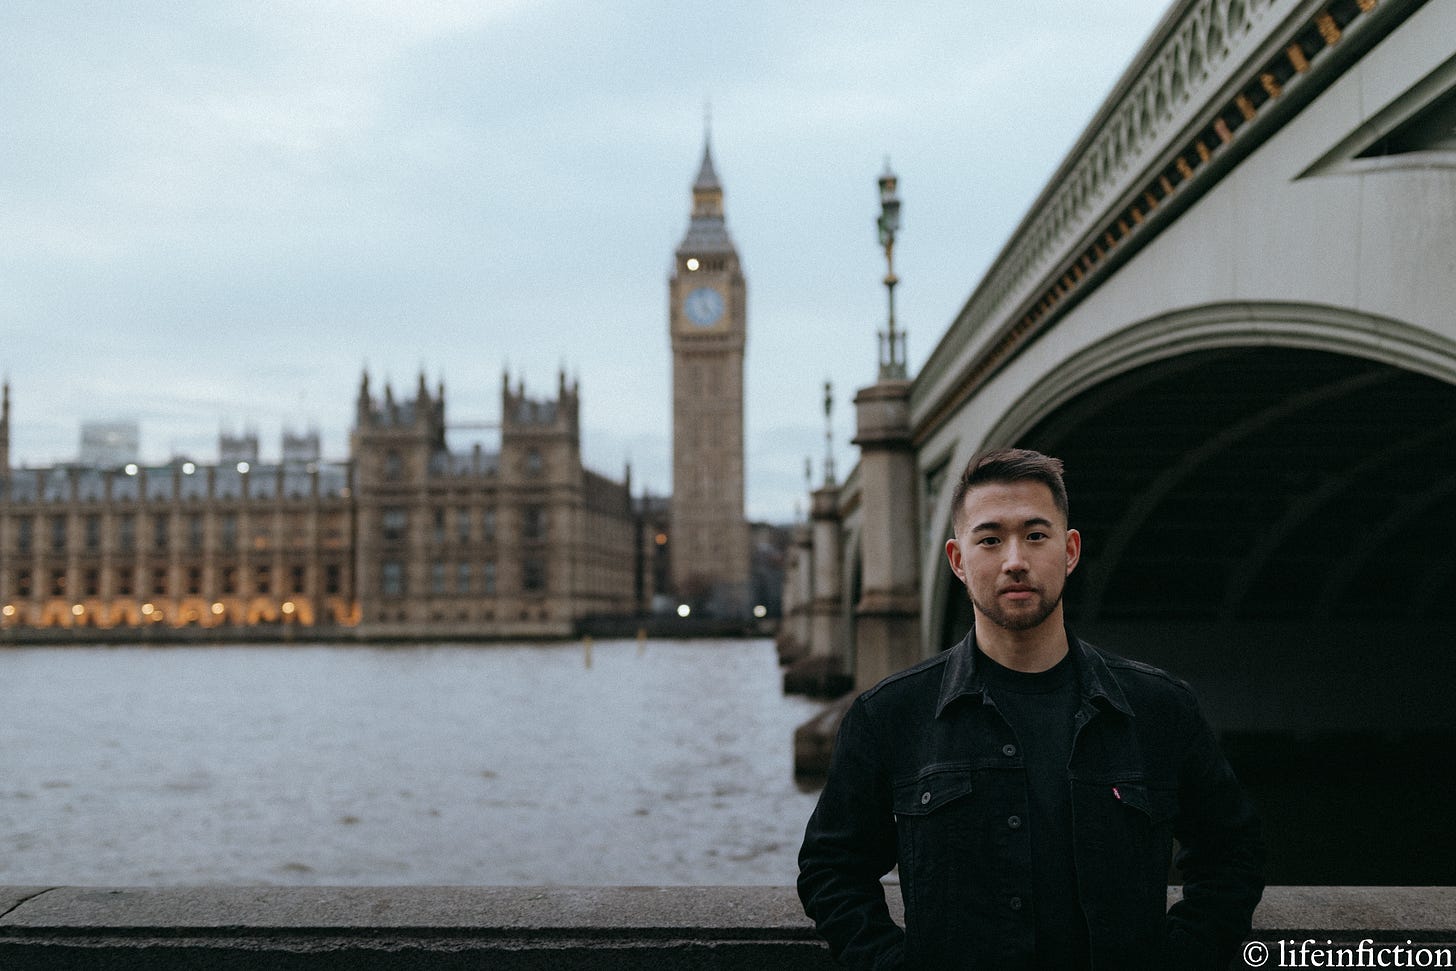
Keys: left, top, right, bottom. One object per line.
{"left": 910, "top": 0, "right": 1419, "bottom": 432}
{"left": 2, "top": 885, "right": 1453, "bottom": 969}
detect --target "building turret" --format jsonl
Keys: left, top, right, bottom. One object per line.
{"left": 356, "top": 371, "right": 372, "bottom": 425}
{"left": 0, "top": 381, "right": 9, "bottom": 474}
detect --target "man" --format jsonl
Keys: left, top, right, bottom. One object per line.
{"left": 798, "top": 447, "right": 1263, "bottom": 969}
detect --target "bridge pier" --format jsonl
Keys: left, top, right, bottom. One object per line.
{"left": 851, "top": 378, "right": 920, "bottom": 689}
{"left": 775, "top": 523, "right": 813, "bottom": 665}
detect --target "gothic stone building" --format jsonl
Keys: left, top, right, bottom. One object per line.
{"left": 0, "top": 374, "right": 639, "bottom": 638}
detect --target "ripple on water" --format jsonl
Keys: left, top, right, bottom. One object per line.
{"left": 0, "top": 640, "right": 827, "bottom": 885}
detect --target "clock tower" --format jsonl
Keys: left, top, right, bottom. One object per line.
{"left": 669, "top": 138, "right": 750, "bottom": 615}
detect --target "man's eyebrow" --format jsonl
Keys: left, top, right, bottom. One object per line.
{"left": 970, "top": 517, "right": 1054, "bottom": 533}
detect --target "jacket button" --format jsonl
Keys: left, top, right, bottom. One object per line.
{"left": 1007, "top": 815, "right": 1022, "bottom": 829}
{"left": 1009, "top": 896, "right": 1023, "bottom": 911}
{"left": 1002, "top": 744, "right": 1017, "bottom": 757}
{"left": 920, "top": 791, "right": 931, "bottom": 805}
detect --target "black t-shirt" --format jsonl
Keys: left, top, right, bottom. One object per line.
{"left": 976, "top": 645, "right": 1091, "bottom": 970}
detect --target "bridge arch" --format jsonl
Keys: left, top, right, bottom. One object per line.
{"left": 926, "top": 301, "right": 1456, "bottom": 675}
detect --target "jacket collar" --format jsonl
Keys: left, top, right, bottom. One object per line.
{"left": 935, "top": 623, "right": 1134, "bottom": 719}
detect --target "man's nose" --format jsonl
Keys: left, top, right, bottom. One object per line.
{"left": 1002, "top": 540, "right": 1029, "bottom": 572}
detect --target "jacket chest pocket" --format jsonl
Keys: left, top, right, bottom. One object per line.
{"left": 893, "top": 765, "right": 976, "bottom": 819}
{"left": 1109, "top": 782, "right": 1178, "bottom": 827}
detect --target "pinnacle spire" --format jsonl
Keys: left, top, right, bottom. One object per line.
{"left": 694, "top": 138, "right": 721, "bottom": 192}
{"left": 679, "top": 124, "right": 733, "bottom": 254}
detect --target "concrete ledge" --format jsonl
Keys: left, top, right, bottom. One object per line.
{"left": 1, "top": 886, "right": 1453, "bottom": 970}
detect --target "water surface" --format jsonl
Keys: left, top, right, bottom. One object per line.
{"left": 0, "top": 639, "right": 824, "bottom": 886}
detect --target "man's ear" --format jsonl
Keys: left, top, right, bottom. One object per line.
{"left": 1065, "top": 527, "right": 1082, "bottom": 576}
{"left": 945, "top": 536, "right": 966, "bottom": 584}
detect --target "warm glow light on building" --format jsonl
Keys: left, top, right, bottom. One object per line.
{"left": 677, "top": 604, "right": 691, "bottom": 618}
{"left": 71, "top": 604, "right": 84, "bottom": 617}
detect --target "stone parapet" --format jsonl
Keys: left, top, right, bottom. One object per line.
{"left": 2, "top": 886, "right": 1455, "bottom": 968}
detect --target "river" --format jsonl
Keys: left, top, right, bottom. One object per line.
{"left": 0, "top": 638, "right": 825, "bottom": 886}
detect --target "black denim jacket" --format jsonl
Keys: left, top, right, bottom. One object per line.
{"left": 798, "top": 628, "right": 1264, "bottom": 970}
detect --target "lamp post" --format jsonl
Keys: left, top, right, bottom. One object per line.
{"left": 876, "top": 161, "right": 906, "bottom": 380}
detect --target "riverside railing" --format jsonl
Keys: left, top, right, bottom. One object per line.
{"left": 2, "top": 885, "right": 1454, "bottom": 969}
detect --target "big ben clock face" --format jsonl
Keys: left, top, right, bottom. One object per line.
{"left": 683, "top": 286, "right": 725, "bottom": 327}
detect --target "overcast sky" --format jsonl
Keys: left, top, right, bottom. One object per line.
{"left": 2, "top": 0, "right": 1170, "bottom": 522}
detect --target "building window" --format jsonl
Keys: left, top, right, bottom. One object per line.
{"left": 522, "top": 558, "right": 545, "bottom": 593}
{"left": 381, "top": 560, "right": 404, "bottom": 597}
{"left": 255, "top": 565, "right": 271, "bottom": 595}
{"left": 221, "top": 567, "right": 237, "bottom": 595}
{"left": 431, "top": 560, "right": 446, "bottom": 595}
{"left": 291, "top": 565, "right": 306, "bottom": 595}
{"left": 522, "top": 506, "right": 545, "bottom": 542}
{"left": 186, "top": 566, "right": 202, "bottom": 595}
{"left": 50, "top": 569, "right": 67, "bottom": 597}
{"left": 84, "top": 568, "right": 101, "bottom": 597}
{"left": 153, "top": 516, "right": 168, "bottom": 552}
{"left": 526, "top": 448, "right": 543, "bottom": 475}
{"left": 151, "top": 567, "right": 167, "bottom": 597}
{"left": 456, "top": 508, "right": 471, "bottom": 544}
{"left": 17, "top": 569, "right": 33, "bottom": 597}
{"left": 17, "top": 518, "right": 32, "bottom": 554}
{"left": 117, "top": 514, "right": 135, "bottom": 553}
{"left": 483, "top": 509, "right": 496, "bottom": 542}
{"left": 115, "top": 567, "right": 132, "bottom": 597}
{"left": 456, "top": 562, "right": 471, "bottom": 594}
{"left": 324, "top": 563, "right": 342, "bottom": 595}
{"left": 381, "top": 507, "right": 407, "bottom": 543}
{"left": 188, "top": 514, "right": 204, "bottom": 552}
{"left": 220, "top": 514, "right": 237, "bottom": 552}
{"left": 84, "top": 515, "right": 101, "bottom": 552}
{"left": 51, "top": 515, "right": 67, "bottom": 552}
{"left": 432, "top": 509, "right": 446, "bottom": 545}
{"left": 385, "top": 451, "right": 403, "bottom": 481}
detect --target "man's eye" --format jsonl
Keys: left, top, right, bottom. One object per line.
{"left": 977, "top": 537, "right": 1000, "bottom": 546}
{"left": 1027, "top": 531, "right": 1048, "bottom": 541}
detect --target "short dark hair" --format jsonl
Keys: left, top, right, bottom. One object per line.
{"left": 949, "top": 447, "right": 1069, "bottom": 532}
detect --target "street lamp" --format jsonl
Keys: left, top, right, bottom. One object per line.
{"left": 876, "top": 160, "right": 906, "bottom": 380}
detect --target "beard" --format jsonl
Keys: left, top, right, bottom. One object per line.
{"left": 969, "top": 580, "right": 1065, "bottom": 632}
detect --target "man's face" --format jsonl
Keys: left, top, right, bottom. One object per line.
{"left": 944, "top": 479, "right": 1081, "bottom": 633}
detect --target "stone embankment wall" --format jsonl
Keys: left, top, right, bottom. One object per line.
{"left": 1, "top": 885, "right": 1453, "bottom": 969}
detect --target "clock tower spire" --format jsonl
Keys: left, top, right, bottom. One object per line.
{"left": 669, "top": 136, "right": 749, "bottom": 617}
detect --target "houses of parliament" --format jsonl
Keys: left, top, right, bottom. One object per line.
{"left": 0, "top": 141, "right": 752, "bottom": 638}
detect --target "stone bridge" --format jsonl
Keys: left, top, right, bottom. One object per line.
{"left": 781, "top": 0, "right": 1456, "bottom": 739}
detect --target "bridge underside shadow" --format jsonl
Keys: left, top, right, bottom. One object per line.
{"left": 940, "top": 345, "right": 1456, "bottom": 884}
